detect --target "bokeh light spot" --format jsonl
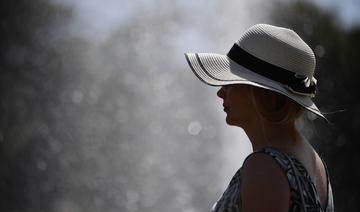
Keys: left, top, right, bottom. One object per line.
{"left": 36, "top": 160, "right": 48, "bottom": 171}
{"left": 187, "top": 121, "right": 202, "bottom": 136}
{"left": 72, "top": 90, "right": 84, "bottom": 104}
{"left": 315, "top": 45, "right": 326, "bottom": 57}
{"left": 126, "top": 191, "right": 139, "bottom": 212}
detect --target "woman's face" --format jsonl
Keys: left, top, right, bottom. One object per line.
{"left": 217, "top": 84, "right": 256, "bottom": 127}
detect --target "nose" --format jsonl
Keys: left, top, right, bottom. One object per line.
{"left": 217, "top": 87, "right": 225, "bottom": 99}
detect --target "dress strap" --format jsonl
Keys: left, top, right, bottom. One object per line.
{"left": 278, "top": 149, "right": 308, "bottom": 212}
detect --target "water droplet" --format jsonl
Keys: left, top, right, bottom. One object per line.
{"left": 37, "top": 160, "right": 47, "bottom": 171}
{"left": 315, "top": 45, "right": 325, "bottom": 57}
{"left": 89, "top": 86, "right": 101, "bottom": 103}
{"left": 54, "top": 199, "right": 83, "bottom": 212}
{"left": 117, "top": 95, "right": 129, "bottom": 107}
{"left": 39, "top": 123, "right": 50, "bottom": 136}
{"left": 50, "top": 139, "right": 63, "bottom": 153}
{"left": 187, "top": 121, "right": 202, "bottom": 136}
{"left": 303, "top": 23, "right": 313, "bottom": 36}
{"left": 115, "top": 109, "right": 129, "bottom": 123}
{"left": 72, "top": 90, "right": 84, "bottom": 104}
{"left": 126, "top": 191, "right": 139, "bottom": 212}
{"left": 93, "top": 197, "right": 105, "bottom": 208}
{"left": 149, "top": 122, "right": 162, "bottom": 135}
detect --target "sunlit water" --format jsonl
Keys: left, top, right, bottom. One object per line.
{"left": 8, "top": 0, "right": 357, "bottom": 211}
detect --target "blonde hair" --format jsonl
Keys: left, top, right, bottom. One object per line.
{"left": 249, "top": 86, "right": 305, "bottom": 124}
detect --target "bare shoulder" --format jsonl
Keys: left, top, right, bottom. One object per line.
{"left": 241, "top": 153, "right": 290, "bottom": 212}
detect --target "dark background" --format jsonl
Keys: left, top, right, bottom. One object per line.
{"left": 270, "top": 2, "right": 360, "bottom": 210}
{"left": 1, "top": 0, "right": 359, "bottom": 211}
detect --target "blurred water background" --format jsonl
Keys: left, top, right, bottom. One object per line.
{"left": 1, "top": 0, "right": 360, "bottom": 211}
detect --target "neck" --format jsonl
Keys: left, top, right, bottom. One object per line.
{"left": 243, "top": 119, "right": 302, "bottom": 152}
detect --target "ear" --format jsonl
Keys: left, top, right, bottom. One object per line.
{"left": 250, "top": 87, "right": 279, "bottom": 112}
{"left": 250, "top": 87, "right": 291, "bottom": 123}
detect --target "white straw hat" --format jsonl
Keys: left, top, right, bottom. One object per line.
{"left": 185, "top": 24, "right": 326, "bottom": 120}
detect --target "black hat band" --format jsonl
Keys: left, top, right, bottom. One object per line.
{"left": 227, "top": 44, "right": 316, "bottom": 97}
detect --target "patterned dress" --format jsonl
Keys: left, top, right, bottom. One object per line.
{"left": 211, "top": 147, "right": 334, "bottom": 212}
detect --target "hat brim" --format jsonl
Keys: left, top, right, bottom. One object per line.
{"left": 185, "top": 52, "right": 327, "bottom": 121}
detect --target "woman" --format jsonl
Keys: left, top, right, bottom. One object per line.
{"left": 184, "top": 24, "right": 334, "bottom": 212}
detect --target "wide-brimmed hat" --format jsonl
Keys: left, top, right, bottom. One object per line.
{"left": 184, "top": 23, "right": 326, "bottom": 120}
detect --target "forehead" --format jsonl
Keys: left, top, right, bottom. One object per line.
{"left": 222, "top": 84, "right": 251, "bottom": 90}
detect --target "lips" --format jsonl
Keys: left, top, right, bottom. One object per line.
{"left": 223, "top": 104, "right": 229, "bottom": 111}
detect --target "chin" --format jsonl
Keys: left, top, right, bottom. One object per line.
{"left": 225, "top": 117, "right": 237, "bottom": 126}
